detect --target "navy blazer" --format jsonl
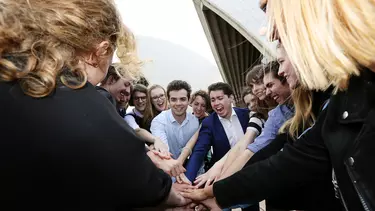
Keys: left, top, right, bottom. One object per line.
{"left": 185, "top": 107, "right": 250, "bottom": 181}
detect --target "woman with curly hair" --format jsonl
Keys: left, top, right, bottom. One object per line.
{"left": 0, "top": 0, "right": 189, "bottom": 209}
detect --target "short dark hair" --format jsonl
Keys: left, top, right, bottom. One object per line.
{"left": 166, "top": 80, "right": 192, "bottom": 100}
{"left": 208, "top": 82, "right": 234, "bottom": 97}
{"left": 129, "top": 84, "right": 148, "bottom": 106}
{"left": 263, "top": 61, "right": 286, "bottom": 84}
{"left": 191, "top": 90, "right": 212, "bottom": 113}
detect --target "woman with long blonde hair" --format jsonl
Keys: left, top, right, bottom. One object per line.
{"left": 0, "top": 0, "right": 189, "bottom": 209}
{"left": 182, "top": 0, "right": 375, "bottom": 210}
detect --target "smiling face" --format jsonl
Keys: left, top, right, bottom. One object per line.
{"left": 251, "top": 82, "right": 266, "bottom": 100}
{"left": 169, "top": 89, "right": 189, "bottom": 117}
{"left": 192, "top": 95, "right": 207, "bottom": 119}
{"left": 150, "top": 87, "right": 167, "bottom": 112}
{"left": 277, "top": 45, "right": 299, "bottom": 89}
{"left": 263, "top": 72, "right": 291, "bottom": 105}
{"left": 108, "top": 76, "right": 132, "bottom": 105}
{"left": 243, "top": 93, "right": 258, "bottom": 111}
{"left": 133, "top": 91, "right": 147, "bottom": 112}
{"left": 210, "top": 90, "right": 232, "bottom": 118}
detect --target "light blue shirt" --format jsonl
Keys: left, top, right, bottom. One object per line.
{"left": 151, "top": 109, "right": 199, "bottom": 159}
{"left": 247, "top": 104, "right": 294, "bottom": 153}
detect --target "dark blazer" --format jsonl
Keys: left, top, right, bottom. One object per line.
{"left": 185, "top": 107, "right": 250, "bottom": 181}
{"left": 213, "top": 69, "right": 375, "bottom": 211}
{"left": 0, "top": 81, "right": 171, "bottom": 210}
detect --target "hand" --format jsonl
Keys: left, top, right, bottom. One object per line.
{"left": 154, "top": 138, "right": 170, "bottom": 155}
{"left": 182, "top": 180, "right": 214, "bottom": 202}
{"left": 173, "top": 183, "right": 195, "bottom": 193}
{"left": 158, "top": 158, "right": 186, "bottom": 177}
{"left": 176, "top": 173, "right": 192, "bottom": 185}
{"left": 194, "top": 164, "right": 221, "bottom": 188}
{"left": 189, "top": 203, "right": 208, "bottom": 211}
{"left": 148, "top": 144, "right": 155, "bottom": 150}
{"left": 165, "top": 204, "right": 195, "bottom": 211}
{"left": 180, "top": 188, "right": 209, "bottom": 202}
{"left": 174, "top": 192, "right": 192, "bottom": 207}
{"left": 199, "top": 198, "right": 221, "bottom": 211}
{"left": 152, "top": 150, "right": 172, "bottom": 160}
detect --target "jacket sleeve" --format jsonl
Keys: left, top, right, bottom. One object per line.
{"left": 185, "top": 119, "right": 212, "bottom": 181}
{"left": 244, "top": 133, "right": 288, "bottom": 167}
{"left": 213, "top": 109, "right": 332, "bottom": 209}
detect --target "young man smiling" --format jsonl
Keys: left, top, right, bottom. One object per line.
{"left": 150, "top": 80, "right": 199, "bottom": 160}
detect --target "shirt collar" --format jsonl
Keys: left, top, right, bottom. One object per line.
{"left": 133, "top": 108, "right": 143, "bottom": 118}
{"left": 218, "top": 107, "right": 237, "bottom": 121}
{"left": 167, "top": 109, "right": 189, "bottom": 124}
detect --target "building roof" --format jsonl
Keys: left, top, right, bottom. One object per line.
{"left": 193, "top": 0, "right": 276, "bottom": 105}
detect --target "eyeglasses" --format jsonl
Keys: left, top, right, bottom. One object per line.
{"left": 151, "top": 94, "right": 165, "bottom": 101}
{"left": 134, "top": 96, "right": 147, "bottom": 101}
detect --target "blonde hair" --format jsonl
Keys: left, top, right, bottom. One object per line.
{"left": 101, "top": 63, "right": 138, "bottom": 86}
{"left": 275, "top": 43, "right": 315, "bottom": 139}
{"left": 115, "top": 25, "right": 144, "bottom": 82}
{"left": 267, "top": 0, "right": 375, "bottom": 91}
{"left": 0, "top": 0, "right": 138, "bottom": 98}
{"left": 279, "top": 87, "right": 315, "bottom": 140}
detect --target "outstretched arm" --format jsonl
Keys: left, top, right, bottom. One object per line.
{"left": 219, "top": 149, "right": 254, "bottom": 180}
{"left": 177, "top": 126, "right": 200, "bottom": 165}
{"left": 220, "top": 130, "right": 257, "bottom": 175}
{"left": 185, "top": 122, "right": 212, "bottom": 182}
{"left": 213, "top": 110, "right": 331, "bottom": 208}
{"left": 150, "top": 117, "right": 170, "bottom": 152}
{"left": 220, "top": 114, "right": 263, "bottom": 175}
{"left": 194, "top": 130, "right": 257, "bottom": 187}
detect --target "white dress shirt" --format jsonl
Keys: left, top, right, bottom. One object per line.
{"left": 218, "top": 108, "right": 245, "bottom": 147}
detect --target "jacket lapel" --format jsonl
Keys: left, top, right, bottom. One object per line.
{"left": 234, "top": 108, "right": 250, "bottom": 133}
{"left": 213, "top": 113, "right": 231, "bottom": 149}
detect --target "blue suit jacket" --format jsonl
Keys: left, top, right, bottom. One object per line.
{"left": 185, "top": 107, "right": 250, "bottom": 181}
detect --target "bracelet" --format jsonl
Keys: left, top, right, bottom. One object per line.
{"left": 182, "top": 147, "right": 192, "bottom": 156}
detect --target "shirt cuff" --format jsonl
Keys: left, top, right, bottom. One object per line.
{"left": 247, "top": 144, "right": 260, "bottom": 153}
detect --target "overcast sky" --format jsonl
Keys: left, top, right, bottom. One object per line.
{"left": 114, "top": 0, "right": 223, "bottom": 91}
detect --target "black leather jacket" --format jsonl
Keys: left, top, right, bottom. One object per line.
{"left": 213, "top": 69, "right": 375, "bottom": 211}
{"left": 323, "top": 69, "right": 375, "bottom": 211}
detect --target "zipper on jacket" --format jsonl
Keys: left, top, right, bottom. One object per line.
{"left": 332, "top": 169, "right": 349, "bottom": 211}
{"left": 345, "top": 164, "right": 371, "bottom": 211}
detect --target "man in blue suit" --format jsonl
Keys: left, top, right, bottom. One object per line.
{"left": 185, "top": 82, "right": 250, "bottom": 182}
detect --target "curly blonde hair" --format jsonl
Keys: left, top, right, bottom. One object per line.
{"left": 0, "top": 0, "right": 139, "bottom": 98}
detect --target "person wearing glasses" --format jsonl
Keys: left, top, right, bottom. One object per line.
{"left": 143, "top": 84, "right": 169, "bottom": 150}
{"left": 124, "top": 84, "right": 170, "bottom": 153}
{"left": 149, "top": 84, "right": 169, "bottom": 114}
{"left": 97, "top": 63, "right": 134, "bottom": 117}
